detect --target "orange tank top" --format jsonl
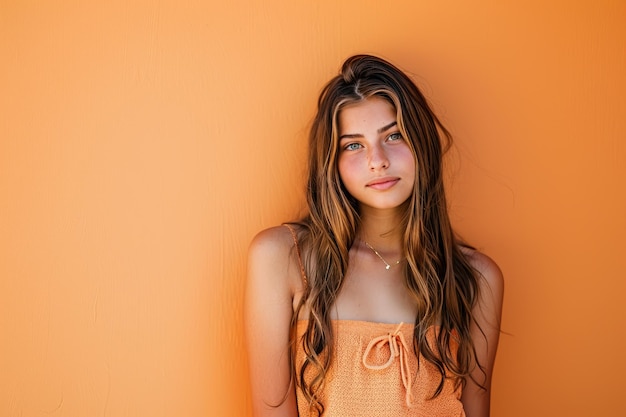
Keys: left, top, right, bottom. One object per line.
{"left": 284, "top": 225, "right": 465, "bottom": 416}
{"left": 294, "top": 320, "right": 465, "bottom": 416}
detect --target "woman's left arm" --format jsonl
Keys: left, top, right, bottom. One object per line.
{"left": 460, "top": 251, "right": 504, "bottom": 417}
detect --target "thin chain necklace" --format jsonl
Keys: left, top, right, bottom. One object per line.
{"left": 362, "top": 240, "right": 402, "bottom": 270}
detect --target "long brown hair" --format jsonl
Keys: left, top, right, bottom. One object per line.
{"left": 291, "top": 54, "right": 483, "bottom": 415}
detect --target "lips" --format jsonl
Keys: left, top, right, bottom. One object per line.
{"left": 366, "top": 177, "right": 400, "bottom": 190}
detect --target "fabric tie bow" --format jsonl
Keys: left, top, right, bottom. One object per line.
{"left": 362, "top": 323, "right": 414, "bottom": 407}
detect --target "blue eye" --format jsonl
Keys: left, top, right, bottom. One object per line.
{"left": 345, "top": 143, "right": 362, "bottom": 151}
{"left": 388, "top": 132, "right": 403, "bottom": 141}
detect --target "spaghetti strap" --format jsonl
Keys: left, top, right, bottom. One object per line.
{"left": 283, "top": 224, "right": 308, "bottom": 287}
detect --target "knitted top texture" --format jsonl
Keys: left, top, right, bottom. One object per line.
{"left": 295, "top": 320, "right": 465, "bottom": 416}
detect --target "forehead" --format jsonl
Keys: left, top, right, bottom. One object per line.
{"left": 338, "top": 96, "right": 397, "bottom": 134}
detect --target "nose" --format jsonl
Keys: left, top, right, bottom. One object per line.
{"left": 368, "top": 144, "right": 389, "bottom": 171}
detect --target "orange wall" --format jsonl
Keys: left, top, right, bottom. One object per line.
{"left": 1, "top": 1, "right": 624, "bottom": 416}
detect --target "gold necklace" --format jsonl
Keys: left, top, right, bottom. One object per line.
{"left": 362, "top": 240, "right": 402, "bottom": 270}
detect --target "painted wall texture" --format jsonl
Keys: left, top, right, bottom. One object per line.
{"left": 1, "top": 0, "right": 624, "bottom": 416}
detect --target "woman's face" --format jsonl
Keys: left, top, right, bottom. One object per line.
{"left": 337, "top": 96, "right": 415, "bottom": 213}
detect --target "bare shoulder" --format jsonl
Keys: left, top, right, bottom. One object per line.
{"left": 247, "top": 224, "right": 303, "bottom": 295}
{"left": 460, "top": 246, "right": 504, "bottom": 295}
{"left": 460, "top": 246, "right": 504, "bottom": 339}
{"left": 249, "top": 225, "right": 294, "bottom": 259}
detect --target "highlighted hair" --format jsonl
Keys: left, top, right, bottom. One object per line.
{"left": 291, "top": 55, "right": 484, "bottom": 415}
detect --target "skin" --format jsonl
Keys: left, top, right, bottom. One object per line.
{"left": 245, "top": 97, "right": 504, "bottom": 417}
{"left": 338, "top": 97, "right": 416, "bottom": 215}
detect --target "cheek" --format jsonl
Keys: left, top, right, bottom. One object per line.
{"left": 337, "top": 156, "right": 359, "bottom": 190}
{"left": 391, "top": 145, "right": 416, "bottom": 170}
{"left": 397, "top": 148, "right": 417, "bottom": 185}
{"left": 406, "top": 154, "right": 417, "bottom": 177}
{"left": 403, "top": 145, "right": 416, "bottom": 168}
{"left": 337, "top": 155, "right": 349, "bottom": 181}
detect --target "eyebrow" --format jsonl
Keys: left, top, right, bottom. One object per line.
{"left": 339, "top": 121, "right": 398, "bottom": 140}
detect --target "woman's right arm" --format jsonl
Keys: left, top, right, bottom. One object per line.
{"left": 245, "top": 227, "right": 300, "bottom": 417}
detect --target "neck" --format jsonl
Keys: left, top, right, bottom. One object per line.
{"left": 357, "top": 207, "right": 404, "bottom": 252}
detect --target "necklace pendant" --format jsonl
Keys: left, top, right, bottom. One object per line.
{"left": 362, "top": 239, "right": 400, "bottom": 271}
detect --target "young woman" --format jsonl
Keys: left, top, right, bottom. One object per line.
{"left": 245, "top": 55, "right": 504, "bottom": 417}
